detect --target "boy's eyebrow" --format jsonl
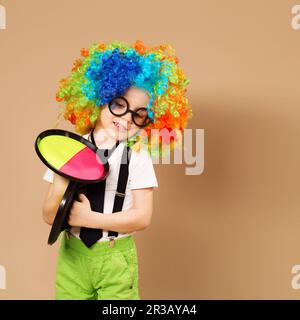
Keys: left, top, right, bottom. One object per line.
{"left": 131, "top": 104, "right": 147, "bottom": 110}
{"left": 122, "top": 97, "right": 147, "bottom": 110}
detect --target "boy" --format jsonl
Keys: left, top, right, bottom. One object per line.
{"left": 42, "top": 40, "right": 191, "bottom": 300}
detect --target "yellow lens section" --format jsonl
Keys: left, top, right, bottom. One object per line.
{"left": 38, "top": 135, "right": 86, "bottom": 169}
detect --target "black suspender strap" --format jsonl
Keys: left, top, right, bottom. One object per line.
{"left": 108, "top": 144, "right": 132, "bottom": 238}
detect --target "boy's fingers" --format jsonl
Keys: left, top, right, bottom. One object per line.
{"left": 79, "top": 193, "right": 87, "bottom": 202}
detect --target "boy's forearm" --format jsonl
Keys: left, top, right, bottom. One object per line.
{"left": 42, "top": 191, "right": 63, "bottom": 225}
{"left": 88, "top": 208, "right": 149, "bottom": 234}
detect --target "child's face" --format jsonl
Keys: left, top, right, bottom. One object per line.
{"left": 97, "top": 86, "right": 150, "bottom": 141}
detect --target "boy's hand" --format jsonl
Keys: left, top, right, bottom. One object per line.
{"left": 68, "top": 193, "right": 93, "bottom": 228}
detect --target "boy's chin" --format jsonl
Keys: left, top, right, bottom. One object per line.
{"left": 116, "top": 130, "right": 139, "bottom": 141}
{"left": 106, "top": 128, "right": 130, "bottom": 141}
{"left": 105, "top": 126, "right": 140, "bottom": 142}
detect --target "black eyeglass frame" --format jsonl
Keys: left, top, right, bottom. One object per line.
{"left": 108, "top": 96, "right": 154, "bottom": 128}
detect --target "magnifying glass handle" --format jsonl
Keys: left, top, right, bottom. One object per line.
{"left": 48, "top": 181, "right": 78, "bottom": 245}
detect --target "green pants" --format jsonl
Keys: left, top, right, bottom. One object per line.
{"left": 55, "top": 230, "right": 140, "bottom": 300}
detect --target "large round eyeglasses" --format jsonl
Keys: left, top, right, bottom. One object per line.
{"left": 108, "top": 96, "right": 154, "bottom": 128}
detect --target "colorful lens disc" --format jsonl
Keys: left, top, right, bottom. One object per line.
{"left": 37, "top": 134, "right": 105, "bottom": 181}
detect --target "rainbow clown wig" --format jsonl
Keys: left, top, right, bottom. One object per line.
{"left": 55, "top": 40, "right": 193, "bottom": 158}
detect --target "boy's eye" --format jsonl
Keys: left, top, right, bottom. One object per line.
{"left": 115, "top": 103, "right": 126, "bottom": 108}
{"left": 111, "top": 102, "right": 125, "bottom": 109}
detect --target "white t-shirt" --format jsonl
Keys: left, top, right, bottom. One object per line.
{"left": 42, "top": 133, "right": 158, "bottom": 242}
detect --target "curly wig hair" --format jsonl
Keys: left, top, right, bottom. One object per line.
{"left": 55, "top": 40, "right": 192, "bottom": 157}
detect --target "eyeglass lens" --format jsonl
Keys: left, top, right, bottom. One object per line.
{"left": 109, "top": 97, "right": 150, "bottom": 127}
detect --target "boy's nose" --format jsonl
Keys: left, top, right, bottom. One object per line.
{"left": 121, "top": 112, "right": 132, "bottom": 123}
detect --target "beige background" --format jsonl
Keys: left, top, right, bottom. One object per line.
{"left": 1, "top": 0, "right": 300, "bottom": 299}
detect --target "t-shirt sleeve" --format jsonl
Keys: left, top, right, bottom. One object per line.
{"left": 42, "top": 168, "right": 54, "bottom": 183}
{"left": 129, "top": 149, "right": 158, "bottom": 190}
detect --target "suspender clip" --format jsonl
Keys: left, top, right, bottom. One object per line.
{"left": 107, "top": 236, "right": 116, "bottom": 248}
{"left": 116, "top": 191, "right": 126, "bottom": 197}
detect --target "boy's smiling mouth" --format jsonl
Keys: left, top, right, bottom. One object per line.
{"left": 113, "top": 120, "right": 128, "bottom": 132}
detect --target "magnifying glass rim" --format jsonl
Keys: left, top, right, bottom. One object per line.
{"left": 35, "top": 129, "right": 110, "bottom": 184}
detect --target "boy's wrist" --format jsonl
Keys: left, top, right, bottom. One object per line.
{"left": 51, "top": 188, "right": 65, "bottom": 199}
{"left": 85, "top": 211, "right": 101, "bottom": 229}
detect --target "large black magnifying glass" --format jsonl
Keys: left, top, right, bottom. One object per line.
{"left": 35, "top": 129, "right": 110, "bottom": 245}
